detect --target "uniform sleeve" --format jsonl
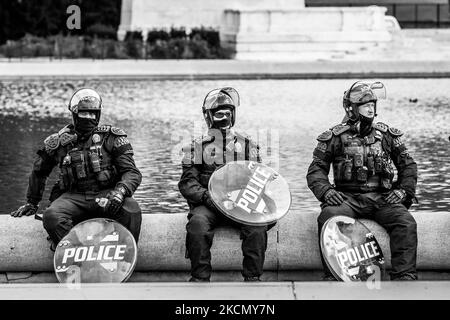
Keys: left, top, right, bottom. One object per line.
{"left": 26, "top": 148, "right": 57, "bottom": 205}
{"left": 178, "top": 142, "right": 208, "bottom": 204}
{"left": 110, "top": 135, "right": 142, "bottom": 196}
{"left": 384, "top": 133, "right": 418, "bottom": 199}
{"left": 306, "top": 137, "right": 335, "bottom": 201}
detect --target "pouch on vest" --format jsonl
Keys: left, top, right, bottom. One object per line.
{"left": 357, "top": 166, "right": 368, "bottom": 182}
{"left": 367, "top": 155, "right": 375, "bottom": 176}
{"left": 343, "top": 158, "right": 353, "bottom": 181}
{"left": 89, "top": 152, "right": 101, "bottom": 173}
{"left": 70, "top": 151, "right": 87, "bottom": 179}
{"left": 353, "top": 153, "right": 363, "bottom": 168}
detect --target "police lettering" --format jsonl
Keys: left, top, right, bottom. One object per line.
{"left": 236, "top": 166, "right": 272, "bottom": 213}
{"left": 337, "top": 241, "right": 380, "bottom": 267}
{"left": 61, "top": 245, "right": 127, "bottom": 264}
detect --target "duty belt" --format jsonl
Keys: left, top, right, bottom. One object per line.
{"left": 71, "top": 178, "right": 101, "bottom": 193}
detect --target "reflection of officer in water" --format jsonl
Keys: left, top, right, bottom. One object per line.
{"left": 11, "top": 88, "right": 142, "bottom": 249}
{"left": 178, "top": 87, "right": 271, "bottom": 282}
{"left": 306, "top": 81, "right": 418, "bottom": 281}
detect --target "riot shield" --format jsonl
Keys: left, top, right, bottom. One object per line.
{"left": 208, "top": 160, "right": 291, "bottom": 226}
{"left": 53, "top": 218, "right": 137, "bottom": 283}
{"left": 320, "top": 215, "right": 385, "bottom": 281}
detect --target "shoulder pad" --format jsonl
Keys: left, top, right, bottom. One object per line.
{"left": 317, "top": 130, "right": 332, "bottom": 142}
{"left": 95, "top": 125, "right": 111, "bottom": 133}
{"left": 193, "top": 135, "right": 214, "bottom": 145}
{"left": 234, "top": 131, "right": 258, "bottom": 145}
{"left": 43, "top": 133, "right": 60, "bottom": 152}
{"left": 60, "top": 132, "right": 77, "bottom": 146}
{"left": 331, "top": 123, "right": 350, "bottom": 136}
{"left": 388, "top": 127, "right": 403, "bottom": 137}
{"left": 58, "top": 124, "right": 73, "bottom": 136}
{"left": 373, "top": 122, "right": 388, "bottom": 133}
{"left": 110, "top": 127, "right": 127, "bottom": 136}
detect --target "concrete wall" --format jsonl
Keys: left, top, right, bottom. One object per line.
{"left": 220, "top": 6, "right": 393, "bottom": 60}
{"left": 118, "top": 0, "right": 305, "bottom": 39}
{"left": 1, "top": 211, "right": 449, "bottom": 274}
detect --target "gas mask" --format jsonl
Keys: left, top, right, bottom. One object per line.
{"left": 73, "top": 111, "right": 99, "bottom": 135}
{"left": 211, "top": 108, "right": 233, "bottom": 130}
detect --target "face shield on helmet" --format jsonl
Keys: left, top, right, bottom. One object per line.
{"left": 68, "top": 88, "right": 102, "bottom": 134}
{"left": 202, "top": 87, "right": 239, "bottom": 129}
{"left": 342, "top": 81, "right": 386, "bottom": 122}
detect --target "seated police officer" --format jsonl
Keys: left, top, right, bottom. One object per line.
{"left": 178, "top": 87, "right": 270, "bottom": 282}
{"left": 11, "top": 88, "right": 142, "bottom": 249}
{"left": 306, "top": 81, "right": 418, "bottom": 281}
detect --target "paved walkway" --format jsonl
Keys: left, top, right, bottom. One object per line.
{"left": 0, "top": 30, "right": 450, "bottom": 79}
{"left": 0, "top": 281, "right": 448, "bottom": 300}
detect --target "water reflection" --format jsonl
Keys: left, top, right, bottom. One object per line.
{"left": 0, "top": 79, "right": 449, "bottom": 215}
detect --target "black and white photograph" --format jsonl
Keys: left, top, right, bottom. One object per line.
{"left": 0, "top": 0, "right": 449, "bottom": 315}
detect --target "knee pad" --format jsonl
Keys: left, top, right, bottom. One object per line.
{"left": 187, "top": 214, "right": 210, "bottom": 234}
{"left": 42, "top": 208, "right": 59, "bottom": 230}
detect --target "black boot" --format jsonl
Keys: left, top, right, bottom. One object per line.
{"left": 189, "top": 276, "right": 210, "bottom": 282}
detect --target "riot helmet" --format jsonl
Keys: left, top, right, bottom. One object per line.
{"left": 343, "top": 81, "right": 386, "bottom": 123}
{"left": 68, "top": 88, "right": 102, "bottom": 135}
{"left": 202, "top": 87, "right": 239, "bottom": 130}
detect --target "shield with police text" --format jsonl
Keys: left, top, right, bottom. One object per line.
{"left": 53, "top": 218, "right": 137, "bottom": 283}
{"left": 320, "top": 216, "right": 385, "bottom": 281}
{"left": 208, "top": 161, "right": 291, "bottom": 226}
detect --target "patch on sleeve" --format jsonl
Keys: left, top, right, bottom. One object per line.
{"left": 316, "top": 142, "right": 328, "bottom": 153}
{"left": 114, "top": 136, "right": 130, "bottom": 148}
{"left": 388, "top": 127, "right": 403, "bottom": 137}
{"left": 393, "top": 136, "right": 404, "bottom": 148}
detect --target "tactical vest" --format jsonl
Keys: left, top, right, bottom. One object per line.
{"left": 332, "top": 129, "right": 394, "bottom": 193}
{"left": 193, "top": 132, "right": 256, "bottom": 189}
{"left": 54, "top": 128, "right": 118, "bottom": 193}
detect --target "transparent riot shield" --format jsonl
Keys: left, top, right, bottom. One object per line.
{"left": 320, "top": 215, "right": 385, "bottom": 282}
{"left": 53, "top": 218, "right": 137, "bottom": 283}
{"left": 208, "top": 160, "right": 291, "bottom": 226}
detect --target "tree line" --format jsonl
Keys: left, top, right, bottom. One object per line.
{"left": 0, "top": 0, "right": 121, "bottom": 45}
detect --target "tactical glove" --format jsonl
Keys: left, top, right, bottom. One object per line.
{"left": 105, "top": 186, "right": 127, "bottom": 216}
{"left": 10, "top": 203, "right": 38, "bottom": 217}
{"left": 385, "top": 189, "right": 406, "bottom": 204}
{"left": 323, "top": 189, "right": 345, "bottom": 206}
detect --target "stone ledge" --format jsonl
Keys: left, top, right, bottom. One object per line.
{"left": 0, "top": 211, "right": 449, "bottom": 274}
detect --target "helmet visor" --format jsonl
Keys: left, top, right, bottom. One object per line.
{"left": 69, "top": 88, "right": 102, "bottom": 113}
{"left": 349, "top": 81, "right": 386, "bottom": 105}
{"left": 203, "top": 87, "right": 240, "bottom": 111}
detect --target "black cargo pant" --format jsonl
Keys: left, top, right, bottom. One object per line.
{"left": 43, "top": 189, "right": 142, "bottom": 245}
{"left": 317, "top": 191, "right": 417, "bottom": 280}
{"left": 186, "top": 205, "right": 272, "bottom": 280}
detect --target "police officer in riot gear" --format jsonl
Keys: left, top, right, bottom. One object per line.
{"left": 306, "top": 81, "right": 418, "bottom": 281}
{"left": 11, "top": 88, "right": 142, "bottom": 248}
{"left": 178, "top": 87, "right": 270, "bottom": 282}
